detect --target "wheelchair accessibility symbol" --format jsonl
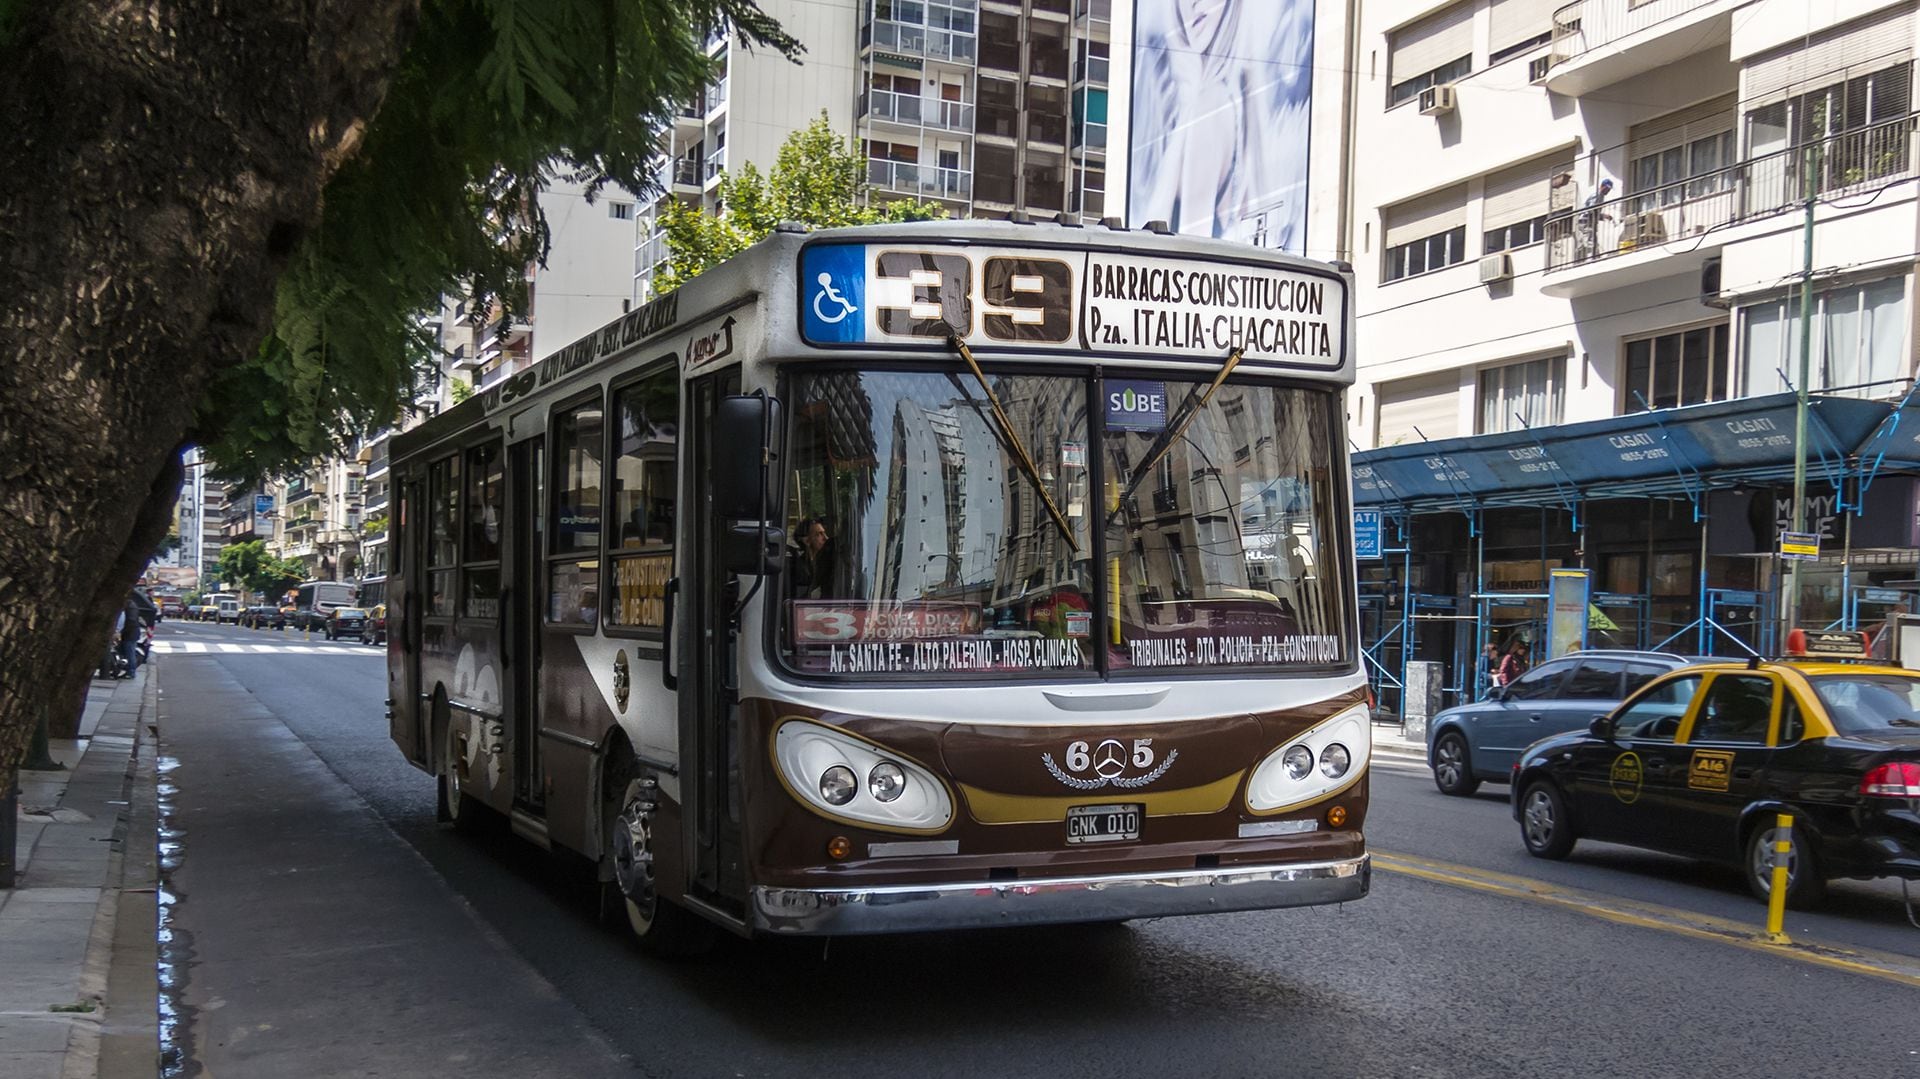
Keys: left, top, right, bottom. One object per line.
{"left": 813, "top": 272, "right": 857, "bottom": 324}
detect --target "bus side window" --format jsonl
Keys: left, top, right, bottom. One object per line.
{"left": 548, "top": 394, "right": 604, "bottom": 627}
{"left": 462, "top": 441, "right": 504, "bottom": 620}
{"left": 427, "top": 455, "right": 460, "bottom": 617}
{"left": 608, "top": 368, "right": 677, "bottom": 633}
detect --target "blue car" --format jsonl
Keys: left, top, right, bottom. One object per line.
{"left": 1427, "top": 649, "right": 1705, "bottom": 796}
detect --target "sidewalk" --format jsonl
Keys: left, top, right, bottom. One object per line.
{"left": 1370, "top": 720, "right": 1427, "bottom": 764}
{"left": 0, "top": 666, "right": 158, "bottom": 1079}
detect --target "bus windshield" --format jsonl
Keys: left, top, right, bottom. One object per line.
{"left": 779, "top": 367, "right": 1350, "bottom": 677}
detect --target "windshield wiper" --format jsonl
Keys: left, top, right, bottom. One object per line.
{"left": 947, "top": 334, "right": 1080, "bottom": 554}
{"left": 1110, "top": 347, "right": 1246, "bottom": 525}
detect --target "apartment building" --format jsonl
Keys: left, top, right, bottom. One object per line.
{"left": 1349, "top": 0, "right": 1920, "bottom": 706}
{"left": 172, "top": 447, "right": 225, "bottom": 583}
{"left": 633, "top": 0, "right": 1115, "bottom": 301}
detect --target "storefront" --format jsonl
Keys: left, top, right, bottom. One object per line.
{"left": 1352, "top": 391, "right": 1920, "bottom": 719}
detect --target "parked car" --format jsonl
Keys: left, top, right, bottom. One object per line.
{"left": 159, "top": 597, "right": 186, "bottom": 619}
{"left": 241, "top": 605, "right": 286, "bottom": 630}
{"left": 360, "top": 604, "right": 387, "bottom": 646}
{"left": 1514, "top": 652, "right": 1920, "bottom": 909}
{"left": 1428, "top": 649, "right": 1707, "bottom": 796}
{"left": 324, "top": 607, "right": 368, "bottom": 641}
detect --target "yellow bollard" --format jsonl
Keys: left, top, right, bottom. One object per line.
{"left": 1764, "top": 812, "right": 1793, "bottom": 944}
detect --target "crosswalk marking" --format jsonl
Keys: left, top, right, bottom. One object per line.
{"left": 149, "top": 639, "right": 376, "bottom": 657}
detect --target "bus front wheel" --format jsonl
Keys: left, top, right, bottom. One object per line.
{"left": 606, "top": 774, "right": 712, "bottom": 957}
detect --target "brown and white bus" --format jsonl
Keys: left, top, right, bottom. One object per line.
{"left": 386, "top": 220, "right": 1367, "bottom": 952}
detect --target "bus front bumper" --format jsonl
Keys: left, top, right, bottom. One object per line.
{"left": 749, "top": 854, "right": 1370, "bottom": 936}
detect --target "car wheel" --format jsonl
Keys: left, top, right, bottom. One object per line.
{"left": 1746, "top": 819, "right": 1827, "bottom": 910}
{"left": 603, "top": 772, "right": 712, "bottom": 957}
{"left": 1431, "top": 732, "right": 1481, "bottom": 797}
{"left": 1519, "top": 781, "right": 1577, "bottom": 860}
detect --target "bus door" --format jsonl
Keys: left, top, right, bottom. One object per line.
{"left": 681, "top": 371, "right": 746, "bottom": 905}
{"left": 396, "top": 476, "right": 428, "bottom": 763}
{"left": 509, "top": 437, "right": 545, "bottom": 810}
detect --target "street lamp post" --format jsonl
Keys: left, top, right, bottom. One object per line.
{"left": 1782, "top": 142, "right": 1819, "bottom": 637}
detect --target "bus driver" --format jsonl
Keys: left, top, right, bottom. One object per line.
{"left": 790, "top": 517, "right": 841, "bottom": 599}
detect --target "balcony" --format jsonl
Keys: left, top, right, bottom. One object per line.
{"left": 479, "top": 312, "right": 532, "bottom": 350}
{"left": 672, "top": 155, "right": 702, "bottom": 189}
{"left": 1543, "top": 114, "right": 1915, "bottom": 294}
{"left": 703, "top": 80, "right": 727, "bottom": 116}
{"left": 1074, "top": 55, "right": 1109, "bottom": 86}
{"left": 862, "top": 18, "right": 977, "bottom": 65}
{"left": 704, "top": 146, "right": 726, "bottom": 182}
{"left": 867, "top": 159, "right": 973, "bottom": 201}
{"left": 861, "top": 89, "right": 976, "bottom": 132}
{"left": 1544, "top": 0, "right": 1739, "bottom": 97}
{"left": 1074, "top": 0, "right": 1111, "bottom": 26}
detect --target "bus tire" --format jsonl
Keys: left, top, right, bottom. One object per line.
{"left": 438, "top": 715, "right": 483, "bottom": 833}
{"left": 606, "top": 773, "right": 712, "bottom": 958}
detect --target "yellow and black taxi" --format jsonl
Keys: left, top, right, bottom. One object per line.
{"left": 1511, "top": 631, "right": 1920, "bottom": 909}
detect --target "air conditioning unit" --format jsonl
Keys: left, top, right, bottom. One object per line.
{"left": 1619, "top": 211, "right": 1668, "bottom": 248}
{"left": 1417, "top": 84, "right": 1457, "bottom": 116}
{"left": 1478, "top": 253, "right": 1514, "bottom": 283}
{"left": 1700, "top": 256, "right": 1728, "bottom": 307}
{"left": 1528, "top": 55, "right": 1554, "bottom": 84}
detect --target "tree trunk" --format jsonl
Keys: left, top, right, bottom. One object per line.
{"left": 0, "top": 0, "right": 421, "bottom": 773}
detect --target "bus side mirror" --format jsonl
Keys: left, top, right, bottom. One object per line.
{"left": 714, "top": 394, "right": 784, "bottom": 576}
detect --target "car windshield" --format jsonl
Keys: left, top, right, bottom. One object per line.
{"left": 778, "top": 368, "right": 1350, "bottom": 677}
{"left": 1809, "top": 674, "right": 1920, "bottom": 734}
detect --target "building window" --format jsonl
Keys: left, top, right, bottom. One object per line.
{"left": 1742, "top": 276, "right": 1909, "bottom": 399}
{"left": 1484, "top": 218, "right": 1544, "bottom": 254}
{"left": 1385, "top": 226, "right": 1467, "bottom": 282}
{"left": 1388, "top": 4, "right": 1473, "bottom": 107}
{"left": 1746, "top": 64, "right": 1912, "bottom": 202}
{"left": 1478, "top": 354, "right": 1565, "bottom": 433}
{"left": 608, "top": 202, "right": 634, "bottom": 220}
{"left": 1621, "top": 324, "right": 1730, "bottom": 411}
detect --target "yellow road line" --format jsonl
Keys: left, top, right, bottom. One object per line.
{"left": 1372, "top": 848, "right": 1920, "bottom": 990}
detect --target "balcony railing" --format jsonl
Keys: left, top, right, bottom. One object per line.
{"left": 1549, "top": 0, "right": 1715, "bottom": 70}
{"left": 1074, "top": 121, "right": 1108, "bottom": 151}
{"left": 1546, "top": 115, "right": 1916, "bottom": 272}
{"left": 861, "top": 89, "right": 976, "bottom": 131}
{"left": 703, "top": 80, "right": 728, "bottom": 115}
{"left": 705, "top": 146, "right": 726, "bottom": 181}
{"left": 672, "top": 156, "right": 701, "bottom": 187}
{"left": 862, "top": 18, "right": 976, "bottom": 64}
{"left": 1074, "top": 0, "right": 1112, "bottom": 23}
{"left": 867, "top": 159, "right": 973, "bottom": 201}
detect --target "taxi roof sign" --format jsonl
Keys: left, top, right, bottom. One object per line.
{"left": 1785, "top": 628, "right": 1871, "bottom": 659}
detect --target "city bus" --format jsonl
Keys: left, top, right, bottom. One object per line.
{"left": 292, "top": 580, "right": 358, "bottom": 630}
{"left": 386, "top": 220, "right": 1366, "bottom": 951}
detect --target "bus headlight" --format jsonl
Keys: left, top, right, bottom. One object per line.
{"left": 820, "top": 766, "right": 858, "bottom": 806}
{"left": 774, "top": 719, "right": 954, "bottom": 833}
{"left": 1246, "top": 704, "right": 1370, "bottom": 814}
{"left": 869, "top": 762, "right": 906, "bottom": 802}
{"left": 1320, "top": 743, "right": 1351, "bottom": 779}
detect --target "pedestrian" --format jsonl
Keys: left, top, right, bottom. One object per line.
{"left": 1497, "top": 638, "right": 1530, "bottom": 688}
{"left": 118, "top": 595, "right": 144, "bottom": 678}
{"left": 1575, "top": 178, "right": 1614, "bottom": 261}
{"left": 1476, "top": 642, "right": 1500, "bottom": 699}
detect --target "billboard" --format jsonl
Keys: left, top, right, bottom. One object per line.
{"left": 1128, "top": 0, "right": 1314, "bottom": 252}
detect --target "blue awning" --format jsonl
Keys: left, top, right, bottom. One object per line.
{"left": 1353, "top": 393, "right": 1903, "bottom": 512}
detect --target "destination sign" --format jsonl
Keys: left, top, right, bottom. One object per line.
{"left": 798, "top": 242, "right": 1349, "bottom": 374}
{"left": 1081, "top": 252, "right": 1343, "bottom": 369}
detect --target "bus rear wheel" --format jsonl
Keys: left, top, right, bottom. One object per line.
{"left": 607, "top": 774, "right": 712, "bottom": 957}
{"left": 438, "top": 720, "right": 483, "bottom": 833}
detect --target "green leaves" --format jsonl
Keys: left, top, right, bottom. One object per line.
{"left": 656, "top": 113, "right": 946, "bottom": 294}
{"left": 196, "top": 0, "right": 798, "bottom": 482}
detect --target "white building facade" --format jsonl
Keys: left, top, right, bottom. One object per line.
{"left": 1353, "top": 0, "right": 1918, "bottom": 449}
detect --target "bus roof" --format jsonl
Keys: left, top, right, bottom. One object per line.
{"left": 396, "top": 219, "right": 1354, "bottom": 463}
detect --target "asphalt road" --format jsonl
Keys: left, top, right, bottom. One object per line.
{"left": 151, "top": 618, "right": 1920, "bottom": 1078}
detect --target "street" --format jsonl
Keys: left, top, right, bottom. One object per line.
{"left": 152, "top": 618, "right": 1920, "bottom": 1078}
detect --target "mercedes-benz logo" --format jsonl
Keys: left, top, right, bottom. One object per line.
{"left": 1092, "top": 739, "right": 1127, "bottom": 779}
